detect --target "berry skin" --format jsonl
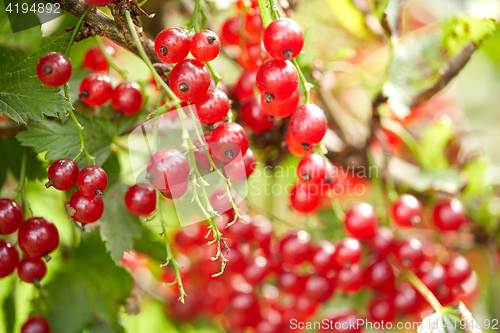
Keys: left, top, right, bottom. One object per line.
{"left": 224, "top": 148, "right": 257, "bottom": 181}
{"left": 69, "top": 190, "right": 104, "bottom": 224}
{"left": 79, "top": 73, "right": 113, "bottom": 107}
{"left": 83, "top": 45, "right": 115, "bottom": 73}
{"left": 286, "top": 131, "right": 315, "bottom": 157}
{"left": 147, "top": 148, "right": 190, "bottom": 192}
{"left": 21, "top": 315, "right": 51, "bottom": 333}
{"left": 237, "top": 42, "right": 270, "bottom": 73}
{"left": 210, "top": 122, "right": 249, "bottom": 161}
{"left": 125, "top": 184, "right": 156, "bottom": 216}
{"left": 260, "top": 87, "right": 299, "bottom": 118}
{"left": 364, "top": 259, "right": 395, "bottom": 291}
{"left": 111, "top": 81, "right": 143, "bottom": 115}
{"left": 0, "top": 198, "right": 23, "bottom": 235}
{"left": 220, "top": 17, "right": 241, "bottom": 45}
{"left": 394, "top": 238, "right": 425, "bottom": 270}
{"left": 418, "top": 263, "right": 446, "bottom": 293}
{"left": 337, "top": 264, "right": 364, "bottom": 293}
{"left": 297, "top": 153, "right": 326, "bottom": 184}
{"left": 18, "top": 217, "right": 59, "bottom": 259}
{"left": 433, "top": 198, "right": 467, "bottom": 231}
{"left": 391, "top": 194, "right": 423, "bottom": 227}
{"left": 241, "top": 97, "right": 275, "bottom": 133}
{"left": 368, "top": 227, "right": 395, "bottom": 257}
{"left": 170, "top": 59, "right": 211, "bottom": 102}
{"left": 312, "top": 241, "right": 336, "bottom": 275}
{"left": 154, "top": 27, "right": 190, "bottom": 63}
{"left": 344, "top": 203, "right": 379, "bottom": 240}
{"left": 244, "top": 13, "right": 262, "bottom": 43}
{"left": 194, "top": 89, "right": 230, "bottom": 124}
{"left": 45, "top": 158, "right": 79, "bottom": 191}
{"left": 77, "top": 165, "right": 108, "bottom": 197}
{"left": 242, "top": 149, "right": 257, "bottom": 177}
{"left": 17, "top": 257, "right": 47, "bottom": 287}
{"left": 194, "top": 133, "right": 220, "bottom": 169}
{"left": 290, "top": 183, "right": 321, "bottom": 214}
{"left": 263, "top": 18, "right": 304, "bottom": 60}
{"left": 320, "top": 309, "right": 362, "bottom": 333}
{"left": 0, "top": 240, "right": 19, "bottom": 278}
{"left": 394, "top": 283, "right": 421, "bottom": 316}
{"left": 289, "top": 103, "right": 328, "bottom": 151}
{"left": 445, "top": 255, "right": 472, "bottom": 287}
{"left": 368, "top": 296, "right": 396, "bottom": 323}
{"left": 280, "top": 231, "right": 312, "bottom": 265}
{"left": 161, "top": 181, "right": 189, "bottom": 200}
{"left": 243, "top": 256, "right": 270, "bottom": 285}
{"left": 36, "top": 52, "right": 72, "bottom": 87}
{"left": 256, "top": 59, "right": 299, "bottom": 102}
{"left": 233, "top": 70, "right": 256, "bottom": 102}
{"left": 305, "top": 274, "right": 335, "bottom": 302}
{"left": 334, "top": 237, "right": 362, "bottom": 268}
{"left": 190, "top": 30, "right": 221, "bottom": 62}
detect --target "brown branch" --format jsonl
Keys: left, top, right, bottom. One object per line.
{"left": 410, "top": 42, "right": 476, "bottom": 108}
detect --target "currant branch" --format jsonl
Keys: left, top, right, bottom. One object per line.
{"left": 16, "top": 149, "right": 33, "bottom": 218}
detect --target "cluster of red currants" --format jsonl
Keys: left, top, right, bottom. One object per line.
{"left": 45, "top": 158, "right": 108, "bottom": 224}
{"left": 0, "top": 199, "right": 59, "bottom": 288}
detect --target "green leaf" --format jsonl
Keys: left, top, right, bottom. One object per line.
{"left": 371, "top": 0, "right": 390, "bottom": 21}
{"left": 133, "top": 225, "right": 168, "bottom": 263}
{"left": 404, "top": 169, "right": 464, "bottom": 195}
{"left": 100, "top": 182, "right": 143, "bottom": 264}
{"left": 0, "top": 138, "right": 46, "bottom": 187}
{"left": 326, "top": 0, "right": 371, "bottom": 38}
{"left": 418, "top": 307, "right": 464, "bottom": 333}
{"left": 2, "top": 291, "right": 15, "bottom": 333}
{"left": 257, "top": 0, "right": 277, "bottom": 27}
{"left": 443, "top": 15, "right": 496, "bottom": 55}
{"left": 0, "top": 34, "right": 73, "bottom": 123}
{"left": 34, "top": 232, "right": 132, "bottom": 333}
{"left": 462, "top": 156, "right": 490, "bottom": 198}
{"left": 417, "top": 117, "right": 453, "bottom": 171}
{"left": 16, "top": 113, "right": 116, "bottom": 168}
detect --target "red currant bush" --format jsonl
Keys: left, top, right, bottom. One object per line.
{"left": 83, "top": 44, "right": 115, "bottom": 73}
{"left": 125, "top": 184, "right": 156, "bottom": 216}
{"left": 147, "top": 148, "right": 190, "bottom": 192}
{"left": 263, "top": 18, "right": 304, "bottom": 60}
{"left": 69, "top": 190, "right": 105, "bottom": 224}
{"left": 194, "top": 89, "right": 230, "bottom": 124}
{"left": 344, "top": 203, "right": 379, "bottom": 240}
{"left": 260, "top": 87, "right": 299, "bottom": 118}
{"left": 170, "top": 59, "right": 211, "bottom": 102}
{"left": 78, "top": 165, "right": 108, "bottom": 197}
{"left": 36, "top": 52, "right": 72, "bottom": 87}
{"left": 433, "top": 198, "right": 467, "bottom": 231}
{"left": 0, "top": 198, "right": 23, "bottom": 235}
{"left": 17, "top": 256, "right": 47, "bottom": 287}
{"left": 241, "top": 97, "right": 275, "bottom": 133}
{"left": 21, "top": 315, "right": 51, "bottom": 333}
{"left": 289, "top": 104, "right": 328, "bottom": 151}
{"left": 79, "top": 73, "right": 113, "bottom": 107}
{"left": 111, "top": 81, "right": 143, "bottom": 116}
{"left": 45, "top": 158, "right": 79, "bottom": 191}
{"left": 154, "top": 27, "right": 190, "bottom": 63}
{"left": 0, "top": 240, "right": 19, "bottom": 278}
{"left": 256, "top": 59, "right": 299, "bottom": 102}
{"left": 18, "top": 217, "right": 59, "bottom": 259}
{"left": 391, "top": 194, "right": 423, "bottom": 227}
{"left": 210, "top": 122, "right": 249, "bottom": 162}
{"left": 297, "top": 153, "right": 326, "bottom": 184}
{"left": 190, "top": 30, "right": 221, "bottom": 62}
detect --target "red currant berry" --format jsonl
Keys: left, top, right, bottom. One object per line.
{"left": 334, "top": 237, "right": 362, "bottom": 268}
{"left": 220, "top": 17, "right": 241, "bottom": 45}
{"left": 320, "top": 309, "right": 362, "bottom": 333}
{"left": 445, "top": 255, "right": 472, "bottom": 287}
{"left": 147, "top": 148, "right": 190, "bottom": 192}
{"left": 17, "top": 257, "right": 46, "bottom": 287}
{"left": 418, "top": 263, "right": 446, "bottom": 293}
{"left": 433, "top": 198, "right": 467, "bottom": 231}
{"left": 391, "top": 194, "right": 423, "bottom": 227}
{"left": 210, "top": 122, "right": 249, "bottom": 161}
{"left": 260, "top": 87, "right": 299, "bottom": 118}
{"left": 243, "top": 256, "right": 270, "bottom": 285}
{"left": 194, "top": 134, "right": 220, "bottom": 169}
{"left": 0, "top": 240, "right": 18, "bottom": 278}
{"left": 237, "top": 41, "right": 270, "bottom": 73}
{"left": 290, "top": 183, "right": 321, "bottom": 214}
{"left": 305, "top": 274, "right": 335, "bottom": 302}
{"left": 83, "top": 45, "right": 115, "bottom": 73}
{"left": 45, "top": 158, "right": 79, "bottom": 191}
{"left": 111, "top": 81, "right": 143, "bottom": 116}
{"left": 224, "top": 148, "right": 257, "bottom": 181}
{"left": 297, "top": 153, "right": 326, "bottom": 184}
{"left": 125, "top": 184, "right": 156, "bottom": 216}
{"left": 154, "top": 27, "right": 190, "bottom": 63}
{"left": 277, "top": 271, "right": 308, "bottom": 295}
{"left": 21, "top": 315, "right": 51, "bottom": 333}
{"left": 344, "top": 203, "right": 379, "bottom": 240}
{"left": 233, "top": 70, "right": 256, "bottom": 102}
{"left": 280, "top": 231, "right": 312, "bottom": 265}
{"left": 289, "top": 103, "right": 328, "bottom": 151}
{"left": 194, "top": 89, "right": 230, "bottom": 124}
{"left": 368, "top": 296, "right": 396, "bottom": 323}
{"left": 79, "top": 73, "right": 113, "bottom": 107}
{"left": 77, "top": 165, "right": 108, "bottom": 197}
{"left": 322, "top": 161, "right": 339, "bottom": 190}
{"left": 69, "top": 190, "right": 104, "bottom": 224}
{"left": 286, "top": 131, "right": 315, "bottom": 157}
{"left": 244, "top": 13, "right": 263, "bottom": 43}
{"left": 256, "top": 59, "right": 299, "bottom": 102}
{"left": 161, "top": 181, "right": 189, "bottom": 200}
{"left": 368, "top": 227, "right": 395, "bottom": 257}
{"left": 170, "top": 59, "right": 211, "bottom": 102}
{"left": 241, "top": 97, "right": 275, "bottom": 133}
{"left": 190, "top": 30, "right": 221, "bottom": 62}
{"left": 394, "top": 283, "right": 421, "bottom": 316}
{"left": 337, "top": 264, "right": 364, "bottom": 293}
{"left": 36, "top": 52, "right": 72, "bottom": 87}
{"left": 364, "top": 259, "right": 395, "bottom": 291}
{"left": 18, "top": 217, "right": 59, "bottom": 259}
{"left": 312, "top": 241, "right": 336, "bottom": 275}
{"left": 263, "top": 18, "right": 304, "bottom": 60}
{"left": 394, "top": 238, "right": 425, "bottom": 270}
{"left": 235, "top": 0, "right": 258, "bottom": 10}
{"left": 0, "top": 198, "right": 23, "bottom": 235}
{"left": 242, "top": 149, "right": 257, "bottom": 177}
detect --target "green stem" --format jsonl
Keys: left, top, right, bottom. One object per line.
{"left": 95, "top": 36, "right": 128, "bottom": 80}
{"left": 191, "top": 0, "right": 201, "bottom": 32}
{"left": 404, "top": 270, "right": 442, "bottom": 313}
{"left": 292, "top": 58, "right": 311, "bottom": 104}
{"left": 331, "top": 195, "right": 345, "bottom": 222}
{"left": 205, "top": 61, "right": 221, "bottom": 86}
{"left": 17, "top": 149, "right": 33, "bottom": 217}
{"left": 65, "top": 7, "right": 91, "bottom": 55}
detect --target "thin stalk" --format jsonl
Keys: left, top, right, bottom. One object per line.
{"left": 331, "top": 195, "right": 345, "bottom": 222}
{"left": 404, "top": 270, "right": 442, "bottom": 313}
{"left": 292, "top": 58, "right": 311, "bottom": 104}
{"left": 191, "top": 0, "right": 201, "bottom": 32}
{"left": 65, "top": 7, "right": 91, "bottom": 55}
{"left": 205, "top": 61, "right": 221, "bottom": 86}
{"left": 95, "top": 36, "right": 128, "bottom": 80}
{"left": 17, "top": 149, "right": 33, "bottom": 217}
